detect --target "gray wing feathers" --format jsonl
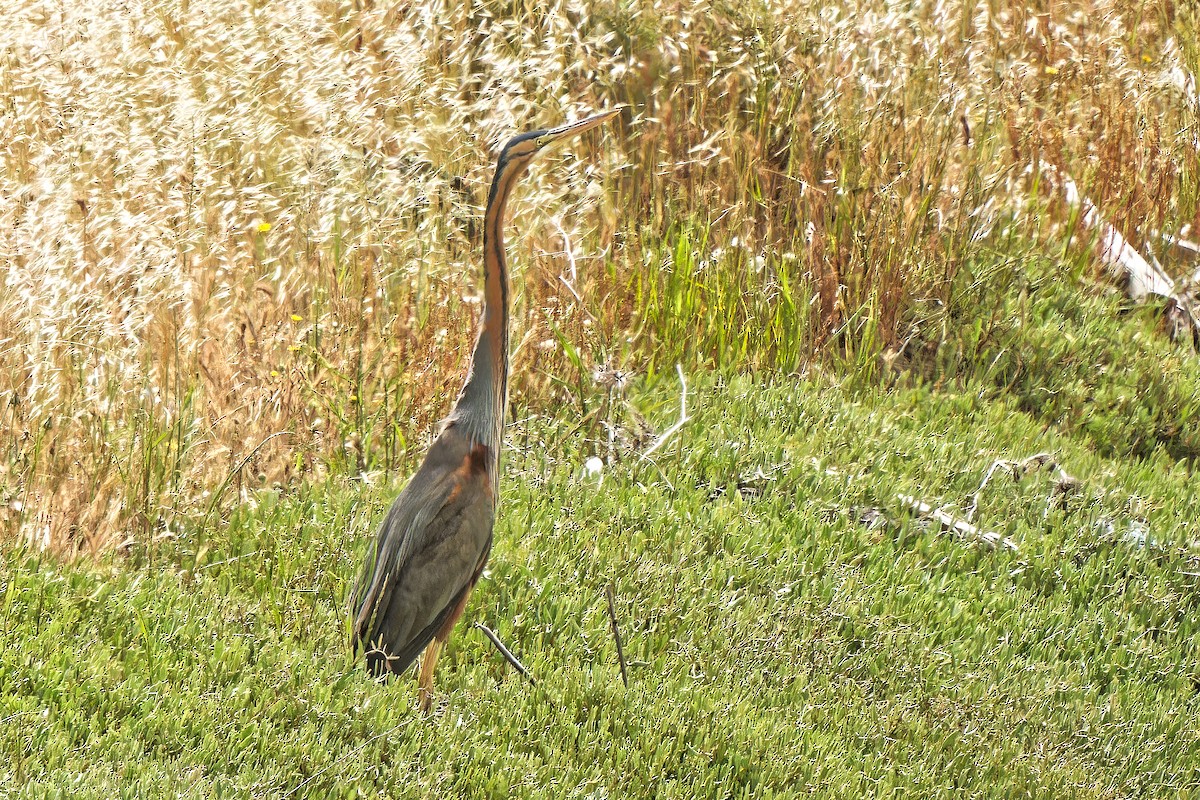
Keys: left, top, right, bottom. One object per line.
{"left": 351, "top": 425, "right": 495, "bottom": 671}
{"left": 367, "top": 498, "right": 493, "bottom": 659}
{"left": 352, "top": 466, "right": 452, "bottom": 630}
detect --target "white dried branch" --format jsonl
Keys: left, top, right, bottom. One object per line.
{"left": 1057, "top": 170, "right": 1200, "bottom": 345}
{"left": 1163, "top": 38, "right": 1199, "bottom": 112}
{"left": 1059, "top": 174, "right": 1176, "bottom": 301}
{"left": 965, "top": 452, "right": 1079, "bottom": 524}
{"left": 1145, "top": 228, "right": 1200, "bottom": 260}
{"left": 897, "top": 494, "right": 1021, "bottom": 554}
{"left": 641, "top": 364, "right": 690, "bottom": 460}
{"left": 553, "top": 220, "right": 595, "bottom": 322}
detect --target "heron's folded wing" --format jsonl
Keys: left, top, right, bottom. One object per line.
{"left": 351, "top": 424, "right": 488, "bottom": 648}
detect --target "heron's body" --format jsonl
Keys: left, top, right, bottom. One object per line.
{"left": 354, "top": 425, "right": 495, "bottom": 676}
{"left": 351, "top": 110, "right": 618, "bottom": 710}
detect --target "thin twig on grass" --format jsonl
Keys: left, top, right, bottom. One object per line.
{"left": 1145, "top": 228, "right": 1200, "bottom": 258}
{"left": 641, "top": 364, "right": 690, "bottom": 460}
{"left": 896, "top": 494, "right": 1021, "bottom": 554}
{"left": 195, "top": 550, "right": 260, "bottom": 572}
{"left": 965, "top": 452, "right": 1079, "bottom": 524}
{"left": 474, "top": 623, "right": 536, "bottom": 687}
{"left": 553, "top": 221, "right": 598, "bottom": 325}
{"left": 605, "top": 583, "right": 629, "bottom": 687}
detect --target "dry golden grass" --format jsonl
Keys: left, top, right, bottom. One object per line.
{"left": 1, "top": 0, "right": 1195, "bottom": 555}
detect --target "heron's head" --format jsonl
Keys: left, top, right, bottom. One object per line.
{"left": 496, "top": 109, "right": 620, "bottom": 175}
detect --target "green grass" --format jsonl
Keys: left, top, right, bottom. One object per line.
{"left": 4, "top": 330, "right": 1199, "bottom": 796}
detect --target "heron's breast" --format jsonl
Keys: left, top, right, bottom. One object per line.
{"left": 443, "top": 442, "right": 494, "bottom": 505}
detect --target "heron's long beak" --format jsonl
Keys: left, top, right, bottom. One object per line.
{"left": 544, "top": 108, "right": 621, "bottom": 141}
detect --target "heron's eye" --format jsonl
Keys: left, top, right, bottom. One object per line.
{"left": 536, "top": 135, "right": 551, "bottom": 148}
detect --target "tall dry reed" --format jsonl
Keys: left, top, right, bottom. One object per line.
{"left": 0, "top": 0, "right": 1195, "bottom": 554}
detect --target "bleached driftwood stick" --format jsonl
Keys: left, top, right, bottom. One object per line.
{"left": 896, "top": 493, "right": 1021, "bottom": 554}
{"left": 1059, "top": 173, "right": 1176, "bottom": 300}
{"left": 964, "top": 452, "right": 1079, "bottom": 523}
{"left": 1145, "top": 228, "right": 1200, "bottom": 259}
{"left": 1057, "top": 170, "right": 1200, "bottom": 346}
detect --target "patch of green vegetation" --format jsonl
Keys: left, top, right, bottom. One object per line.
{"left": 917, "top": 250, "right": 1200, "bottom": 460}
{"left": 4, "top": 366, "right": 1198, "bottom": 797}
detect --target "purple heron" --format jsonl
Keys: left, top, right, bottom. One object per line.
{"left": 351, "top": 109, "right": 619, "bottom": 711}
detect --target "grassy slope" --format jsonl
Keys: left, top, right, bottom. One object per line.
{"left": 4, "top": 289, "right": 1199, "bottom": 797}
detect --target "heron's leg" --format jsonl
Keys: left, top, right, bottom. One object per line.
{"left": 417, "top": 583, "right": 478, "bottom": 713}
{"left": 417, "top": 640, "right": 443, "bottom": 713}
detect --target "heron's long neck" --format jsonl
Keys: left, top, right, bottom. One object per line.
{"left": 449, "top": 159, "right": 520, "bottom": 452}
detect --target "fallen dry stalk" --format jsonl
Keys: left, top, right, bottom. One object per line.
{"left": 897, "top": 494, "right": 1021, "bottom": 554}
{"left": 640, "top": 364, "right": 690, "bottom": 460}
{"left": 474, "top": 623, "right": 536, "bottom": 687}
{"left": 605, "top": 583, "right": 629, "bottom": 688}
{"left": 900, "top": 452, "right": 1085, "bottom": 554}
{"left": 965, "top": 452, "right": 1080, "bottom": 524}
{"left": 1057, "top": 170, "right": 1200, "bottom": 347}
